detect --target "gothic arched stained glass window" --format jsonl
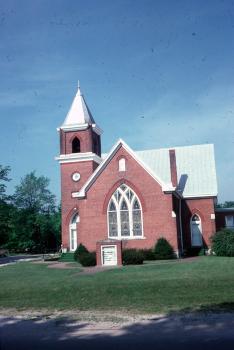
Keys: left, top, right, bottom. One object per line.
{"left": 107, "top": 184, "right": 143, "bottom": 239}
{"left": 132, "top": 199, "right": 142, "bottom": 236}
{"left": 108, "top": 200, "right": 118, "bottom": 237}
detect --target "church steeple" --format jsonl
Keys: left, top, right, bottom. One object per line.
{"left": 61, "top": 85, "right": 97, "bottom": 130}
{"left": 57, "top": 84, "right": 102, "bottom": 157}
{"left": 56, "top": 84, "right": 103, "bottom": 253}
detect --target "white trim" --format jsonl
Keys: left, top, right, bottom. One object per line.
{"left": 183, "top": 193, "right": 218, "bottom": 198}
{"left": 57, "top": 123, "right": 103, "bottom": 135}
{"left": 92, "top": 124, "right": 103, "bottom": 135}
{"left": 58, "top": 123, "right": 89, "bottom": 131}
{"left": 105, "top": 236, "right": 146, "bottom": 240}
{"left": 211, "top": 213, "right": 215, "bottom": 220}
{"left": 55, "top": 152, "right": 102, "bottom": 164}
{"left": 77, "top": 139, "right": 172, "bottom": 198}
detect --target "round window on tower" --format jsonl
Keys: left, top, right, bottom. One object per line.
{"left": 72, "top": 172, "right": 81, "bottom": 182}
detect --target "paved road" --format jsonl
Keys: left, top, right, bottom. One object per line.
{"left": 0, "top": 254, "right": 43, "bottom": 265}
{"left": 1, "top": 312, "right": 234, "bottom": 350}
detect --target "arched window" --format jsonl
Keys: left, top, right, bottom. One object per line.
{"left": 190, "top": 214, "right": 203, "bottom": 247}
{"left": 107, "top": 184, "right": 143, "bottom": 239}
{"left": 72, "top": 137, "right": 80, "bottom": 153}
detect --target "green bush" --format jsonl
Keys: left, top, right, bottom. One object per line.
{"left": 211, "top": 229, "right": 234, "bottom": 256}
{"left": 122, "top": 249, "right": 144, "bottom": 265}
{"left": 154, "top": 237, "right": 175, "bottom": 260}
{"left": 79, "top": 252, "right": 96, "bottom": 267}
{"left": 139, "top": 248, "right": 156, "bottom": 260}
{"left": 74, "top": 243, "right": 89, "bottom": 262}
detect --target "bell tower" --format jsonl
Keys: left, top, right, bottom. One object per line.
{"left": 56, "top": 84, "right": 102, "bottom": 252}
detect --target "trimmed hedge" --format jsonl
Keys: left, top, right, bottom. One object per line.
{"left": 154, "top": 237, "right": 175, "bottom": 260}
{"left": 79, "top": 252, "right": 96, "bottom": 267}
{"left": 74, "top": 243, "right": 89, "bottom": 262}
{"left": 122, "top": 249, "right": 144, "bottom": 265}
{"left": 211, "top": 229, "right": 234, "bottom": 256}
{"left": 74, "top": 244, "right": 96, "bottom": 266}
{"left": 139, "top": 248, "right": 156, "bottom": 260}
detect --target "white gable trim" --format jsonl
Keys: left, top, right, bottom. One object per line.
{"left": 76, "top": 139, "right": 173, "bottom": 198}
{"left": 183, "top": 193, "right": 217, "bottom": 199}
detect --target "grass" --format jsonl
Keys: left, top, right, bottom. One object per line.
{"left": 1, "top": 257, "right": 234, "bottom": 314}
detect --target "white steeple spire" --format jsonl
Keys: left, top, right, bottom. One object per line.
{"left": 61, "top": 83, "right": 95, "bottom": 129}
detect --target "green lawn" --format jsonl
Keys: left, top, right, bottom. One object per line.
{"left": 1, "top": 257, "right": 234, "bottom": 314}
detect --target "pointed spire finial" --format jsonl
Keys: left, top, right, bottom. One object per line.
{"left": 78, "top": 80, "right": 80, "bottom": 89}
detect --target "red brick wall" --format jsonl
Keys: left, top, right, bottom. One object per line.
{"left": 60, "top": 160, "right": 98, "bottom": 249}
{"left": 75, "top": 146, "right": 178, "bottom": 252}
{"left": 181, "top": 198, "right": 216, "bottom": 249}
{"left": 59, "top": 127, "right": 94, "bottom": 154}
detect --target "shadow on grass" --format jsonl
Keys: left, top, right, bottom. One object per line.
{"left": 1, "top": 305, "right": 234, "bottom": 350}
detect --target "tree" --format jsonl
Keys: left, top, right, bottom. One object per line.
{"left": 216, "top": 201, "right": 234, "bottom": 208}
{"left": 0, "top": 165, "right": 12, "bottom": 246}
{"left": 8, "top": 172, "right": 60, "bottom": 253}
{"left": 0, "top": 165, "right": 11, "bottom": 200}
{"left": 14, "top": 171, "right": 56, "bottom": 213}
{"left": 154, "top": 237, "right": 175, "bottom": 260}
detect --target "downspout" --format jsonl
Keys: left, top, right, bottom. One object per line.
{"left": 179, "top": 198, "right": 184, "bottom": 257}
{"left": 169, "top": 149, "right": 183, "bottom": 257}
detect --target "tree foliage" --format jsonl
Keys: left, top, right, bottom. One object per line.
{"left": 216, "top": 201, "right": 234, "bottom": 208}
{"left": 0, "top": 168, "right": 61, "bottom": 253}
{"left": 154, "top": 237, "right": 175, "bottom": 260}
{"left": 14, "top": 171, "right": 56, "bottom": 213}
{"left": 0, "top": 165, "right": 11, "bottom": 200}
{"left": 212, "top": 229, "right": 234, "bottom": 256}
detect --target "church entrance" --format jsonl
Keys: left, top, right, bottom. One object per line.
{"left": 190, "top": 214, "right": 203, "bottom": 246}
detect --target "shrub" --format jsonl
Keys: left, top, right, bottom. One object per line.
{"left": 211, "top": 229, "right": 234, "bottom": 256}
{"left": 154, "top": 237, "right": 175, "bottom": 260}
{"left": 74, "top": 243, "right": 89, "bottom": 262}
{"left": 79, "top": 252, "right": 96, "bottom": 267}
{"left": 122, "top": 249, "right": 144, "bottom": 265}
{"left": 139, "top": 248, "right": 156, "bottom": 260}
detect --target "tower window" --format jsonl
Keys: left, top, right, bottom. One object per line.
{"left": 72, "top": 137, "right": 80, "bottom": 153}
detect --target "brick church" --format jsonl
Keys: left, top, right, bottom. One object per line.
{"left": 56, "top": 85, "right": 218, "bottom": 265}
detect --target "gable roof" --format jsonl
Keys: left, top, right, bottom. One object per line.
{"left": 74, "top": 140, "right": 217, "bottom": 199}
{"left": 136, "top": 144, "right": 217, "bottom": 198}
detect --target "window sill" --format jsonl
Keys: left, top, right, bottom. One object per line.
{"left": 108, "top": 236, "right": 146, "bottom": 240}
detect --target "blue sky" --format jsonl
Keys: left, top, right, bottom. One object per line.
{"left": 0, "top": 0, "right": 234, "bottom": 203}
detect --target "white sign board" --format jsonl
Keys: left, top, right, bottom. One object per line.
{"left": 101, "top": 245, "right": 117, "bottom": 266}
